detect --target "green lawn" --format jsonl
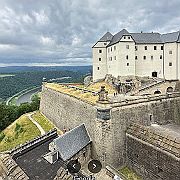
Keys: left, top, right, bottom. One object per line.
{"left": 0, "top": 115, "right": 41, "bottom": 152}
{"left": 32, "top": 111, "right": 62, "bottom": 134}
{"left": 119, "top": 167, "right": 142, "bottom": 180}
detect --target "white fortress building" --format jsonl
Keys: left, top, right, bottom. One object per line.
{"left": 92, "top": 29, "right": 180, "bottom": 81}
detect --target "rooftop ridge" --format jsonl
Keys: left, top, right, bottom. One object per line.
{"left": 54, "top": 124, "right": 92, "bottom": 161}
{"left": 97, "top": 29, "right": 180, "bottom": 46}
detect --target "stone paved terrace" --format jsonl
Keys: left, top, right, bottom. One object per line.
{"left": 127, "top": 123, "right": 180, "bottom": 158}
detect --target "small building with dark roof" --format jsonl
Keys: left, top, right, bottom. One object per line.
{"left": 53, "top": 124, "right": 91, "bottom": 162}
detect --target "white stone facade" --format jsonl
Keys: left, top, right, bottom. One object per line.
{"left": 92, "top": 29, "right": 180, "bottom": 81}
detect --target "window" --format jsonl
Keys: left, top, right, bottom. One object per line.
{"left": 104, "top": 43, "right": 107, "bottom": 45}
{"left": 143, "top": 56, "right": 146, "bottom": 60}
{"left": 128, "top": 36, "right": 130, "bottom": 39}
{"left": 145, "top": 46, "right": 147, "bottom": 50}
{"left": 114, "top": 56, "right": 116, "bottom": 60}
{"left": 135, "top": 46, "right": 138, "bottom": 51}
{"left": 124, "top": 36, "right": 126, "bottom": 39}
{"left": 97, "top": 67, "right": 100, "bottom": 70}
{"left": 99, "top": 58, "right": 101, "bottom": 61}
{"left": 160, "top": 55, "right": 162, "bottom": 59}
{"left": 114, "top": 46, "right": 116, "bottom": 51}
{"left": 99, "top": 50, "right": 102, "bottom": 53}
{"left": 135, "top": 56, "right": 138, "bottom": 60}
{"left": 111, "top": 47, "right": 112, "bottom": 51}
{"left": 127, "top": 63, "right": 129, "bottom": 66}
{"left": 108, "top": 48, "right": 110, "bottom": 53}
{"left": 169, "top": 62, "right": 172, "bottom": 66}
{"left": 169, "top": 50, "right": 172, "bottom": 54}
{"left": 149, "top": 114, "right": 152, "bottom": 121}
{"left": 161, "top": 46, "right": 163, "bottom": 50}
{"left": 151, "top": 56, "right": 153, "bottom": 60}
{"left": 154, "top": 46, "right": 157, "bottom": 50}
{"left": 126, "top": 45, "right": 129, "bottom": 49}
{"left": 152, "top": 71, "right": 157, "bottom": 77}
{"left": 126, "top": 55, "right": 128, "bottom": 60}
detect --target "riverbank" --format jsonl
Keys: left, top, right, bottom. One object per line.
{"left": 6, "top": 86, "right": 41, "bottom": 106}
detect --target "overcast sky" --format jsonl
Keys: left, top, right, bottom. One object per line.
{"left": 0, "top": 0, "right": 180, "bottom": 66}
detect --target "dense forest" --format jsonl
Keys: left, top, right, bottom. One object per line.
{"left": 0, "top": 70, "right": 89, "bottom": 100}
{"left": 0, "top": 66, "right": 91, "bottom": 131}
{"left": 0, "top": 95, "right": 40, "bottom": 132}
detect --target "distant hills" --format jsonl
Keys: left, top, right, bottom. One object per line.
{"left": 0, "top": 66, "right": 92, "bottom": 74}
{"left": 0, "top": 66, "right": 92, "bottom": 101}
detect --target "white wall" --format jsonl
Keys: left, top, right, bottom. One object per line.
{"left": 106, "top": 44, "right": 119, "bottom": 77}
{"left": 177, "top": 43, "right": 180, "bottom": 80}
{"left": 135, "top": 44, "right": 164, "bottom": 78}
{"left": 164, "top": 43, "right": 178, "bottom": 80}
{"left": 106, "top": 35, "right": 135, "bottom": 77}
{"left": 92, "top": 41, "right": 109, "bottom": 81}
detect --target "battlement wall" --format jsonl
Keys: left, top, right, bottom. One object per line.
{"left": 40, "top": 85, "right": 180, "bottom": 168}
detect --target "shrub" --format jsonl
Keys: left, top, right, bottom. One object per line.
{"left": 0, "top": 132, "right": 5, "bottom": 141}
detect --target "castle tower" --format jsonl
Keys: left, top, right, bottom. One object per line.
{"left": 92, "top": 32, "right": 113, "bottom": 81}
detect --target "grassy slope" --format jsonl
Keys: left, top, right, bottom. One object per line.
{"left": 32, "top": 111, "right": 63, "bottom": 135}
{"left": 0, "top": 115, "right": 41, "bottom": 152}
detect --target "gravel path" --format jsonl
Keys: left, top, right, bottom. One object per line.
{"left": 26, "top": 112, "right": 45, "bottom": 135}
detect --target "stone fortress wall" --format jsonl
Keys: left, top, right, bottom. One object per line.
{"left": 126, "top": 124, "right": 180, "bottom": 180}
{"left": 40, "top": 84, "right": 180, "bottom": 169}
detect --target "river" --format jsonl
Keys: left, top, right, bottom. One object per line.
{"left": 16, "top": 87, "right": 41, "bottom": 106}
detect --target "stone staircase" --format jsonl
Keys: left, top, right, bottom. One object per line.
{"left": 129, "top": 78, "right": 165, "bottom": 95}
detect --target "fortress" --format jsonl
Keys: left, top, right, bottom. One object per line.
{"left": 39, "top": 29, "right": 180, "bottom": 180}
{"left": 1, "top": 30, "right": 180, "bottom": 180}
{"left": 39, "top": 82, "right": 180, "bottom": 180}
{"left": 93, "top": 29, "right": 180, "bottom": 81}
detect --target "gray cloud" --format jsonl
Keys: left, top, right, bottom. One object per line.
{"left": 0, "top": 0, "right": 180, "bottom": 66}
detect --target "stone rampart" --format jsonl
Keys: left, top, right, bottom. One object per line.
{"left": 40, "top": 84, "right": 180, "bottom": 168}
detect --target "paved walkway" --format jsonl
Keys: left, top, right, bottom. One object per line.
{"left": 26, "top": 112, "right": 45, "bottom": 135}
